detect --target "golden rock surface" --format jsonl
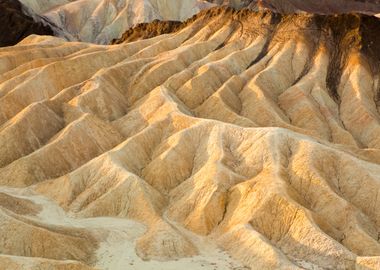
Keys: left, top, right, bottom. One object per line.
{"left": 1, "top": 8, "right": 380, "bottom": 270}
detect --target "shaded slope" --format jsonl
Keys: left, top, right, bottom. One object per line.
{"left": 3, "top": 7, "right": 380, "bottom": 270}
{"left": 0, "top": 0, "right": 54, "bottom": 47}
{"left": 258, "top": 0, "right": 380, "bottom": 14}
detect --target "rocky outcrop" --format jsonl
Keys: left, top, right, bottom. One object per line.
{"left": 2, "top": 7, "right": 380, "bottom": 269}
{"left": 0, "top": 0, "right": 54, "bottom": 47}
{"left": 260, "top": 0, "right": 380, "bottom": 14}
{"left": 208, "top": 0, "right": 380, "bottom": 14}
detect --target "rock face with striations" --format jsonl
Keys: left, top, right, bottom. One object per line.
{"left": 2, "top": 6, "right": 380, "bottom": 270}
{"left": 0, "top": 0, "right": 54, "bottom": 47}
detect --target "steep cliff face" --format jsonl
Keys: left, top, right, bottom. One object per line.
{"left": 0, "top": 0, "right": 54, "bottom": 47}
{"left": 2, "top": 7, "right": 380, "bottom": 270}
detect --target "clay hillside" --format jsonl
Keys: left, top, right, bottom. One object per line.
{"left": 4, "top": 0, "right": 380, "bottom": 46}
{"left": 17, "top": 0, "right": 216, "bottom": 44}
{"left": 2, "top": 3, "right": 380, "bottom": 270}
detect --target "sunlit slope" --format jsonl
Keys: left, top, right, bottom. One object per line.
{"left": 2, "top": 7, "right": 380, "bottom": 270}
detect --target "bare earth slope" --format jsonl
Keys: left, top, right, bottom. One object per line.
{"left": 3, "top": 7, "right": 380, "bottom": 270}
{"left": 18, "top": 0, "right": 216, "bottom": 44}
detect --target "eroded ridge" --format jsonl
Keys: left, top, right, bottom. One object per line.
{"left": 18, "top": 0, "right": 217, "bottom": 44}
{"left": 2, "top": 7, "right": 380, "bottom": 270}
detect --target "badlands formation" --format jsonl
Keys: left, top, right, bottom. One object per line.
{"left": 3, "top": 5, "right": 380, "bottom": 270}
{"left": 5, "top": 0, "right": 380, "bottom": 46}
{"left": 17, "top": 0, "right": 216, "bottom": 44}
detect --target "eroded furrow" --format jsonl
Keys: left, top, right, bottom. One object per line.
{"left": 2, "top": 7, "right": 380, "bottom": 270}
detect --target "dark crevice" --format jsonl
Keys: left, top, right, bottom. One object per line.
{"left": 213, "top": 19, "right": 243, "bottom": 51}
{"left": 315, "top": 15, "right": 361, "bottom": 101}
{"left": 247, "top": 12, "right": 282, "bottom": 68}
{"left": 292, "top": 19, "right": 323, "bottom": 85}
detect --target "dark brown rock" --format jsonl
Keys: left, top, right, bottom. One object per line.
{"left": 0, "top": 0, "right": 54, "bottom": 47}
{"left": 208, "top": 0, "right": 380, "bottom": 14}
